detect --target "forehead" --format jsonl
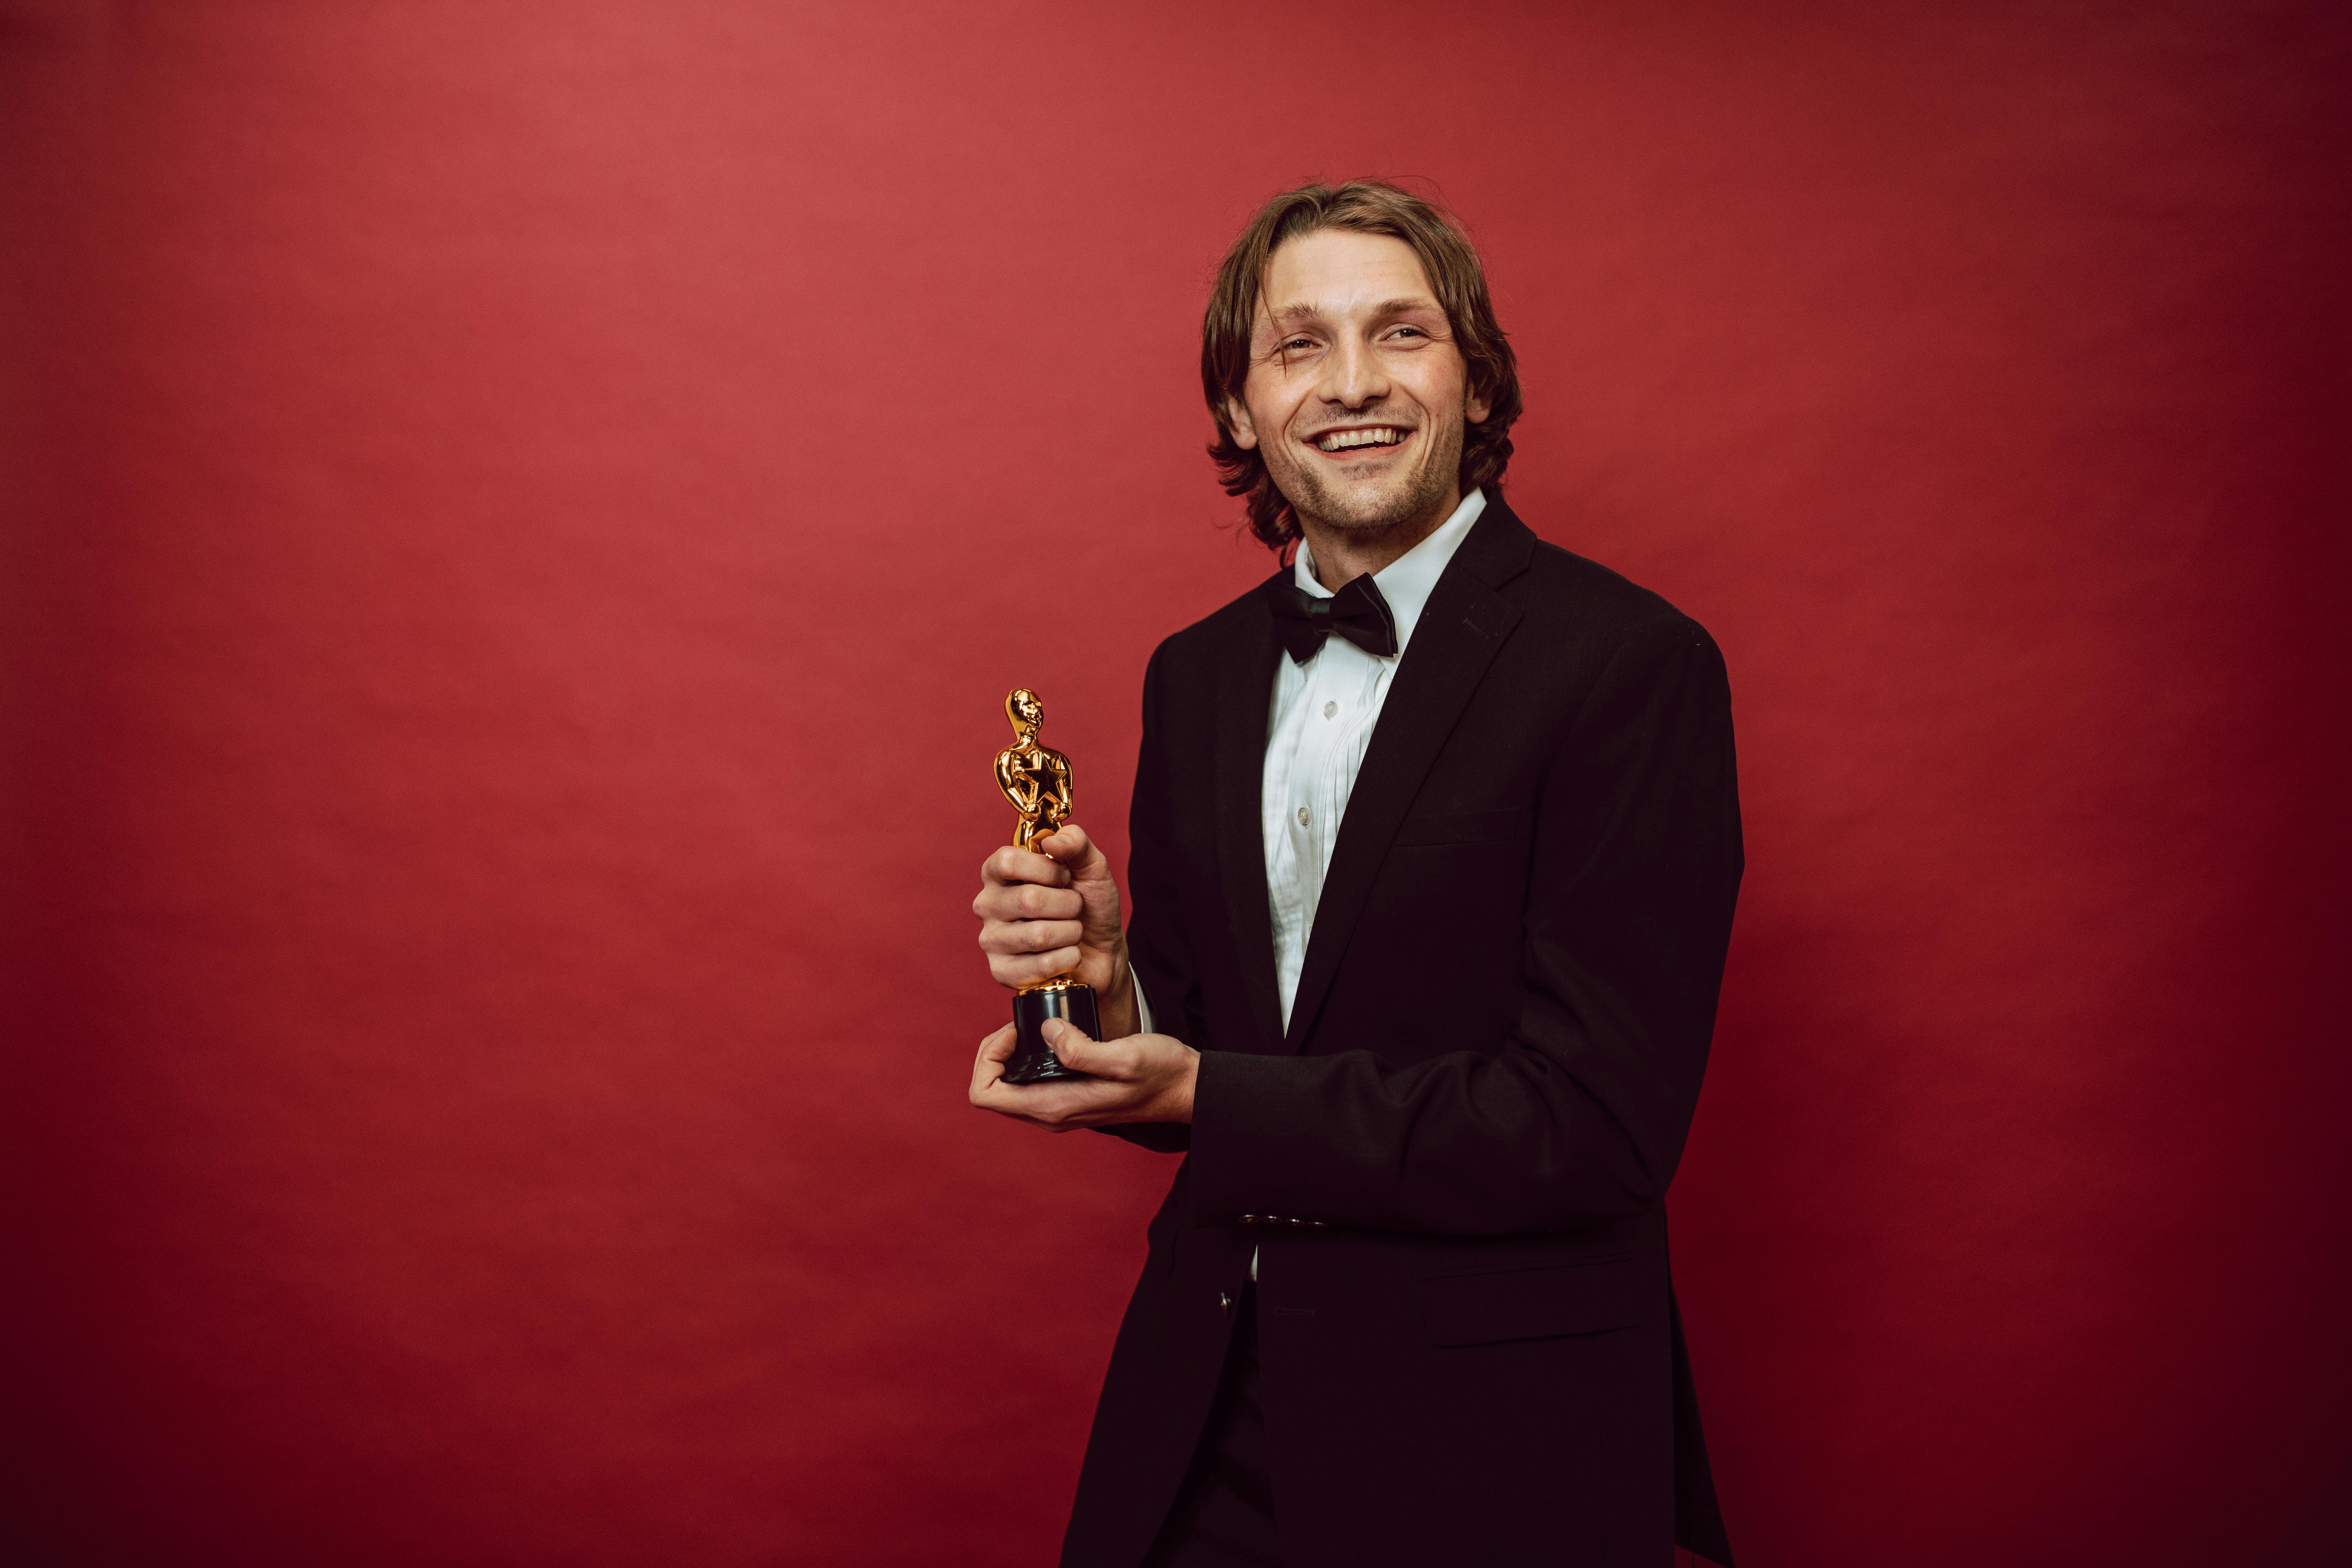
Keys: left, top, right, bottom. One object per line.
{"left": 1260, "top": 229, "right": 1437, "bottom": 321}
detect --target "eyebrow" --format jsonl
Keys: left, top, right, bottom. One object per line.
{"left": 1269, "top": 296, "right": 1441, "bottom": 327}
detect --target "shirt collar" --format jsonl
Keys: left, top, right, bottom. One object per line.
{"left": 1293, "top": 487, "right": 1487, "bottom": 658}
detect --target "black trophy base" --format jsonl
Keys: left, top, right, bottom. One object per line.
{"left": 1005, "top": 983, "right": 1098, "bottom": 1084}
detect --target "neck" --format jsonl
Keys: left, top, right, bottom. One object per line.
{"left": 1295, "top": 484, "right": 1461, "bottom": 589}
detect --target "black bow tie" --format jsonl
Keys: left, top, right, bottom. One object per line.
{"left": 1266, "top": 572, "right": 1399, "bottom": 664}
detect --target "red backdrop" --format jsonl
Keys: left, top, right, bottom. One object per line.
{"left": 5, "top": 2, "right": 2346, "bottom": 1563}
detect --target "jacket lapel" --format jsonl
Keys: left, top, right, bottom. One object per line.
{"left": 1214, "top": 577, "right": 1288, "bottom": 1054}
{"left": 1282, "top": 501, "right": 1536, "bottom": 1052}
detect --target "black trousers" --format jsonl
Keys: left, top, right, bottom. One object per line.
{"left": 1142, "top": 1285, "right": 1280, "bottom": 1567}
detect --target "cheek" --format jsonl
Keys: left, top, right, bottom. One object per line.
{"left": 1403, "top": 353, "right": 1472, "bottom": 414}
{"left": 1241, "top": 385, "right": 1300, "bottom": 449}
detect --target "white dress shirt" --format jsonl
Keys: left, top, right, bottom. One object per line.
{"left": 1262, "top": 486, "right": 1486, "bottom": 1031}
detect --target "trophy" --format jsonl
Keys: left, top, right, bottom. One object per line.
{"left": 993, "top": 688, "right": 1098, "bottom": 1084}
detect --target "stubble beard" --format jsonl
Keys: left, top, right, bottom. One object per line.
{"left": 1271, "top": 411, "right": 1467, "bottom": 545}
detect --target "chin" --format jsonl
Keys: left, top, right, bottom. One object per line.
{"left": 1320, "top": 498, "right": 1422, "bottom": 533}
{"left": 1309, "top": 468, "right": 1449, "bottom": 534}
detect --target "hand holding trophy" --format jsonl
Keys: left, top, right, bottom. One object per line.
{"left": 991, "top": 688, "right": 1099, "bottom": 1084}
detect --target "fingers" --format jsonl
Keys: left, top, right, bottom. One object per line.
{"left": 974, "top": 865, "right": 1087, "bottom": 992}
{"left": 980, "top": 844, "right": 1074, "bottom": 890}
{"left": 972, "top": 880, "right": 1082, "bottom": 923}
{"left": 969, "top": 1023, "right": 1016, "bottom": 1106}
{"left": 986, "top": 947, "right": 1084, "bottom": 991}
{"left": 973, "top": 863, "right": 1093, "bottom": 991}
{"left": 978, "top": 918, "right": 1083, "bottom": 957}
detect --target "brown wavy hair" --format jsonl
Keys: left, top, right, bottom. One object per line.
{"left": 1202, "top": 180, "right": 1523, "bottom": 552}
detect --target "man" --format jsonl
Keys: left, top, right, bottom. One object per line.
{"left": 969, "top": 181, "right": 1742, "bottom": 1568}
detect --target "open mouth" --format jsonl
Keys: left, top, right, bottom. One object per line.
{"left": 1310, "top": 425, "right": 1411, "bottom": 455}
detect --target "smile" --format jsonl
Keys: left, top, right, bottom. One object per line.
{"left": 1311, "top": 426, "right": 1410, "bottom": 453}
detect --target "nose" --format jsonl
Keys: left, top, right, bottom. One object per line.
{"left": 1318, "top": 332, "right": 1389, "bottom": 410}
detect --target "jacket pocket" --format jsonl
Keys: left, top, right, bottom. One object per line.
{"left": 1392, "top": 807, "right": 1530, "bottom": 848}
{"left": 1417, "top": 1254, "right": 1650, "bottom": 1346}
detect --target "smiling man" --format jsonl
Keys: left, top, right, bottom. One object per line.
{"left": 969, "top": 182, "right": 1743, "bottom": 1568}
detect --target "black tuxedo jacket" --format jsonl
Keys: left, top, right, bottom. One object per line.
{"left": 1062, "top": 498, "right": 1742, "bottom": 1568}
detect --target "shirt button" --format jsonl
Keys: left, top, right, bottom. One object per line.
{"left": 1296, "top": 805, "right": 1311, "bottom": 826}
{"left": 1323, "top": 701, "right": 1337, "bottom": 719}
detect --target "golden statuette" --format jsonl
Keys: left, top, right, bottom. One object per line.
{"left": 992, "top": 688, "right": 1096, "bottom": 1084}
{"left": 995, "top": 686, "right": 1076, "bottom": 855}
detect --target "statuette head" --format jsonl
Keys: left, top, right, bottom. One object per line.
{"left": 1006, "top": 687, "right": 1044, "bottom": 738}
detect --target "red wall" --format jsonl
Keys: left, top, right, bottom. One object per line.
{"left": 5, "top": 2, "right": 2345, "bottom": 1563}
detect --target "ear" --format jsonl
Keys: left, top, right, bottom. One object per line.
{"left": 1223, "top": 397, "right": 1260, "bottom": 452}
{"left": 1465, "top": 384, "right": 1492, "bottom": 425}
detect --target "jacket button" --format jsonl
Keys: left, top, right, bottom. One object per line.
{"left": 1219, "top": 1291, "right": 1234, "bottom": 1316}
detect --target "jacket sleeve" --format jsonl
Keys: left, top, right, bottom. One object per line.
{"left": 1094, "top": 643, "right": 1195, "bottom": 1156}
{"left": 1186, "top": 617, "right": 1742, "bottom": 1231}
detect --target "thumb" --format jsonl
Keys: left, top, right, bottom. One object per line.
{"left": 1038, "top": 823, "right": 1106, "bottom": 875}
{"left": 1044, "top": 1018, "right": 1116, "bottom": 1076}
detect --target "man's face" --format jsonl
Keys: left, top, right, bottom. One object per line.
{"left": 1227, "top": 228, "right": 1489, "bottom": 540}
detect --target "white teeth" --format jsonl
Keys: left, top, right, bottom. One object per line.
{"left": 1316, "top": 427, "right": 1405, "bottom": 452}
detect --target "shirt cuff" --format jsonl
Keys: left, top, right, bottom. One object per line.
{"left": 1130, "top": 968, "right": 1155, "bottom": 1035}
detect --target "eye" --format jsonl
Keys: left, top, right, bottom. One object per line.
{"left": 1282, "top": 336, "right": 1316, "bottom": 352}
{"left": 1386, "top": 325, "right": 1428, "bottom": 341}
